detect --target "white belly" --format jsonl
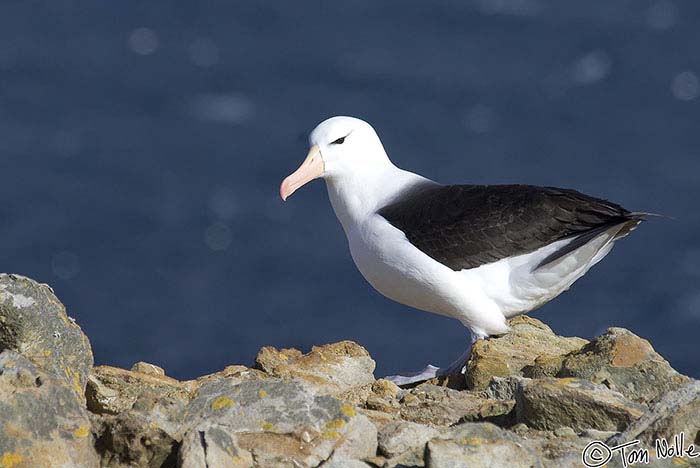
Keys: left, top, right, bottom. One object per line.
{"left": 341, "top": 214, "right": 621, "bottom": 338}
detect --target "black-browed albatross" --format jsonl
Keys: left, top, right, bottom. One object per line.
{"left": 280, "top": 116, "right": 646, "bottom": 385}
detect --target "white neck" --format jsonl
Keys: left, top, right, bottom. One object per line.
{"left": 325, "top": 163, "right": 436, "bottom": 232}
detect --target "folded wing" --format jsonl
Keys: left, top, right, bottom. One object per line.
{"left": 378, "top": 184, "right": 643, "bottom": 271}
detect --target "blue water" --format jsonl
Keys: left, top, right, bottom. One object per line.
{"left": 1, "top": 1, "right": 699, "bottom": 380}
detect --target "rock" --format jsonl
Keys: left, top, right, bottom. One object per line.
{"left": 425, "top": 422, "right": 543, "bottom": 468}
{"left": 364, "top": 379, "right": 403, "bottom": 417}
{"left": 182, "top": 378, "right": 377, "bottom": 467}
{"left": 516, "top": 377, "right": 645, "bottom": 432}
{"left": 86, "top": 365, "right": 188, "bottom": 416}
{"left": 398, "top": 383, "right": 515, "bottom": 427}
{"left": 0, "top": 273, "right": 93, "bottom": 401}
{"left": 520, "top": 430, "right": 589, "bottom": 465}
{"left": 558, "top": 327, "right": 689, "bottom": 405}
{"left": 179, "top": 426, "right": 254, "bottom": 468}
{"left": 480, "top": 375, "right": 522, "bottom": 400}
{"left": 3, "top": 272, "right": 699, "bottom": 467}
{"left": 0, "top": 350, "right": 99, "bottom": 468}
{"left": 371, "top": 378, "right": 401, "bottom": 399}
{"left": 86, "top": 366, "right": 191, "bottom": 468}
{"left": 377, "top": 420, "right": 440, "bottom": 466}
{"left": 553, "top": 426, "right": 577, "bottom": 438}
{"left": 131, "top": 361, "right": 166, "bottom": 376}
{"left": 322, "top": 461, "right": 374, "bottom": 468}
{"left": 608, "top": 379, "right": 700, "bottom": 447}
{"left": 255, "top": 341, "right": 375, "bottom": 396}
{"left": 464, "top": 316, "right": 587, "bottom": 390}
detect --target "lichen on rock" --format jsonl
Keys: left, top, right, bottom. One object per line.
{"left": 0, "top": 274, "right": 93, "bottom": 402}
{"left": 1, "top": 273, "right": 699, "bottom": 468}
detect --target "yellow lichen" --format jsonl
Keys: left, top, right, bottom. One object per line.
{"left": 72, "top": 371, "right": 82, "bottom": 395}
{"left": 260, "top": 420, "right": 274, "bottom": 431}
{"left": 211, "top": 396, "right": 234, "bottom": 411}
{"left": 42, "top": 350, "right": 51, "bottom": 357}
{"left": 459, "top": 437, "right": 486, "bottom": 446}
{"left": 226, "top": 447, "right": 245, "bottom": 463}
{"left": 258, "top": 389, "right": 267, "bottom": 398}
{"left": 321, "top": 429, "right": 340, "bottom": 440}
{"left": 58, "top": 311, "right": 70, "bottom": 325}
{"left": 4, "top": 361, "right": 15, "bottom": 368}
{"left": 279, "top": 353, "right": 289, "bottom": 361}
{"left": 0, "top": 452, "right": 23, "bottom": 468}
{"left": 73, "top": 426, "right": 89, "bottom": 438}
{"left": 325, "top": 419, "right": 345, "bottom": 430}
{"left": 672, "top": 458, "right": 690, "bottom": 466}
{"left": 340, "top": 403, "right": 355, "bottom": 418}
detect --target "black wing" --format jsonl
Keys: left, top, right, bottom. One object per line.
{"left": 378, "top": 184, "right": 642, "bottom": 271}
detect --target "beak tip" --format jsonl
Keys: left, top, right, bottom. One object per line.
{"left": 279, "top": 180, "right": 290, "bottom": 202}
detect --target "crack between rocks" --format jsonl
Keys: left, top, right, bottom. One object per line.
{"left": 198, "top": 431, "right": 210, "bottom": 468}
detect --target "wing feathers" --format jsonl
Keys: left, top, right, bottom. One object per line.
{"left": 378, "top": 184, "right": 641, "bottom": 271}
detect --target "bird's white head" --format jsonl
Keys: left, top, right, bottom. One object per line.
{"left": 279, "top": 116, "right": 391, "bottom": 201}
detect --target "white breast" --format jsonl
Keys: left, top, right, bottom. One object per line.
{"left": 347, "top": 214, "right": 453, "bottom": 314}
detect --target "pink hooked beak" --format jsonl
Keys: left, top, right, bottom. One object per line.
{"left": 280, "top": 144, "right": 324, "bottom": 201}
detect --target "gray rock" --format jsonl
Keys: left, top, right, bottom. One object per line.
{"left": 321, "top": 460, "right": 374, "bottom": 468}
{"left": 544, "top": 453, "right": 588, "bottom": 468}
{"left": 0, "top": 273, "right": 93, "bottom": 401}
{"left": 179, "top": 426, "right": 253, "bottom": 468}
{"left": 480, "top": 375, "right": 523, "bottom": 400}
{"left": 608, "top": 379, "right": 700, "bottom": 447}
{"left": 558, "top": 327, "right": 689, "bottom": 405}
{"left": 86, "top": 365, "right": 191, "bottom": 468}
{"left": 182, "top": 378, "right": 377, "bottom": 467}
{"left": 0, "top": 350, "right": 99, "bottom": 468}
{"left": 425, "top": 422, "right": 543, "bottom": 468}
{"left": 516, "top": 377, "right": 645, "bottom": 432}
{"left": 377, "top": 420, "right": 440, "bottom": 466}
{"left": 255, "top": 341, "right": 376, "bottom": 396}
{"left": 487, "top": 423, "right": 595, "bottom": 467}
{"left": 465, "top": 316, "right": 587, "bottom": 390}
{"left": 397, "top": 383, "right": 515, "bottom": 427}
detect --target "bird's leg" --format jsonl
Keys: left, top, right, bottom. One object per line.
{"left": 440, "top": 346, "right": 474, "bottom": 376}
{"left": 384, "top": 333, "right": 483, "bottom": 386}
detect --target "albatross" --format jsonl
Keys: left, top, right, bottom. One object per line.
{"left": 280, "top": 116, "right": 646, "bottom": 385}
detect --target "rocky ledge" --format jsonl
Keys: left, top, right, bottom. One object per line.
{"left": 0, "top": 273, "right": 698, "bottom": 468}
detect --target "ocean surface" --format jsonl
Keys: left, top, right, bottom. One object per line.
{"left": 1, "top": 0, "right": 699, "bottom": 380}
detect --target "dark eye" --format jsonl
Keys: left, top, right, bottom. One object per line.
{"left": 331, "top": 136, "right": 346, "bottom": 145}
